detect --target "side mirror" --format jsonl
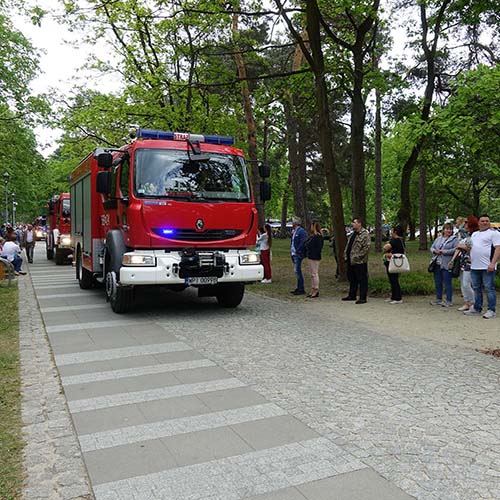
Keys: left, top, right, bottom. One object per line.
{"left": 97, "top": 152, "right": 113, "bottom": 169}
{"left": 96, "top": 171, "right": 112, "bottom": 195}
{"left": 260, "top": 181, "right": 271, "bottom": 202}
{"left": 258, "top": 163, "right": 270, "bottom": 179}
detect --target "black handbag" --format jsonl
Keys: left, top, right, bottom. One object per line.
{"left": 449, "top": 254, "right": 461, "bottom": 278}
{"left": 428, "top": 256, "right": 438, "bottom": 273}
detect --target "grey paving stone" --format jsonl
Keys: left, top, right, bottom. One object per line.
{"left": 297, "top": 468, "right": 415, "bottom": 499}
{"left": 84, "top": 439, "right": 176, "bottom": 485}
{"left": 63, "top": 377, "right": 130, "bottom": 401}
{"left": 161, "top": 426, "right": 255, "bottom": 467}
{"left": 196, "top": 386, "right": 268, "bottom": 412}
{"left": 231, "top": 415, "right": 319, "bottom": 450}
{"left": 136, "top": 394, "right": 212, "bottom": 423}
{"left": 79, "top": 403, "right": 286, "bottom": 452}
{"left": 72, "top": 403, "right": 148, "bottom": 434}
{"left": 246, "top": 486, "right": 307, "bottom": 499}
{"left": 171, "top": 365, "right": 234, "bottom": 385}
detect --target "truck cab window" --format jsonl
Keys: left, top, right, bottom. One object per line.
{"left": 134, "top": 148, "right": 250, "bottom": 201}
{"left": 120, "top": 160, "right": 130, "bottom": 197}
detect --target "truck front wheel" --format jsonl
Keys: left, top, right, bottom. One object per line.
{"left": 106, "top": 270, "right": 133, "bottom": 314}
{"left": 216, "top": 283, "right": 245, "bottom": 308}
{"left": 55, "top": 248, "right": 64, "bottom": 265}
{"left": 76, "top": 250, "right": 94, "bottom": 289}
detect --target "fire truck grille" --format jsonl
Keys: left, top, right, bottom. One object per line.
{"left": 153, "top": 228, "right": 242, "bottom": 241}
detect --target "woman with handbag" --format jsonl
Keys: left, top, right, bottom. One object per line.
{"left": 383, "top": 225, "right": 406, "bottom": 304}
{"left": 449, "top": 216, "right": 478, "bottom": 311}
{"left": 430, "top": 223, "right": 459, "bottom": 307}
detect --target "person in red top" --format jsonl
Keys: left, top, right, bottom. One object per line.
{"left": 257, "top": 224, "right": 272, "bottom": 283}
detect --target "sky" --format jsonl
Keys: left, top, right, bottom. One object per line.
{"left": 12, "top": 0, "right": 120, "bottom": 156}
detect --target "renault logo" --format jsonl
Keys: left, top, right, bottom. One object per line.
{"left": 196, "top": 219, "right": 204, "bottom": 231}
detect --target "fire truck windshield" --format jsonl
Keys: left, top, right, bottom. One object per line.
{"left": 62, "top": 198, "right": 70, "bottom": 216}
{"left": 134, "top": 148, "right": 251, "bottom": 201}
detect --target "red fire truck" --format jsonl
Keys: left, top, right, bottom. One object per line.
{"left": 69, "top": 129, "right": 270, "bottom": 313}
{"left": 46, "top": 193, "right": 72, "bottom": 265}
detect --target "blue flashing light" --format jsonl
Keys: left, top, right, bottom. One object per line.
{"left": 136, "top": 129, "right": 234, "bottom": 146}
{"left": 162, "top": 229, "right": 175, "bottom": 235}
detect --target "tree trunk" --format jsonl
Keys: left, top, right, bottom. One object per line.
{"left": 232, "top": 12, "right": 265, "bottom": 227}
{"left": 397, "top": 1, "right": 451, "bottom": 230}
{"left": 351, "top": 45, "right": 366, "bottom": 222}
{"left": 418, "top": 165, "right": 428, "bottom": 250}
{"left": 409, "top": 218, "right": 416, "bottom": 240}
{"left": 283, "top": 37, "right": 309, "bottom": 227}
{"left": 374, "top": 84, "right": 382, "bottom": 252}
{"left": 280, "top": 185, "right": 290, "bottom": 236}
{"left": 305, "top": 0, "right": 347, "bottom": 278}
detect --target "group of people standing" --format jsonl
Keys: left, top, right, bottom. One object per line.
{"left": 260, "top": 214, "right": 499, "bottom": 321}
{"left": 430, "top": 215, "right": 500, "bottom": 319}
{"left": 0, "top": 223, "right": 36, "bottom": 275}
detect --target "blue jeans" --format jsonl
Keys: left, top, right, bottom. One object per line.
{"left": 470, "top": 270, "right": 496, "bottom": 312}
{"left": 434, "top": 267, "right": 453, "bottom": 303}
{"left": 292, "top": 255, "right": 304, "bottom": 292}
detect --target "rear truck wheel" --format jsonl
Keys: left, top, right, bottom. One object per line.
{"left": 105, "top": 270, "right": 133, "bottom": 314}
{"left": 46, "top": 239, "right": 53, "bottom": 260}
{"left": 76, "top": 249, "right": 94, "bottom": 289}
{"left": 54, "top": 248, "right": 64, "bottom": 265}
{"left": 216, "top": 283, "right": 245, "bottom": 308}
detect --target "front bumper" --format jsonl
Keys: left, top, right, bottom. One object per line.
{"left": 119, "top": 249, "right": 263, "bottom": 286}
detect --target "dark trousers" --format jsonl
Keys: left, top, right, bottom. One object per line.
{"left": 347, "top": 262, "right": 368, "bottom": 300}
{"left": 25, "top": 242, "right": 35, "bottom": 263}
{"left": 385, "top": 262, "right": 402, "bottom": 300}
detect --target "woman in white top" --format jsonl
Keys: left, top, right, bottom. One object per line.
{"left": 1, "top": 232, "right": 26, "bottom": 275}
{"left": 256, "top": 224, "right": 272, "bottom": 283}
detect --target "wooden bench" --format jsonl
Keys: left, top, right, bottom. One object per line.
{"left": 0, "top": 257, "right": 15, "bottom": 285}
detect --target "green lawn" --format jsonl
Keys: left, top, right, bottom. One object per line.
{"left": 251, "top": 237, "right": 500, "bottom": 299}
{"left": 0, "top": 282, "right": 23, "bottom": 500}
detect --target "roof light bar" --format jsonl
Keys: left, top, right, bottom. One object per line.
{"left": 136, "top": 128, "right": 234, "bottom": 146}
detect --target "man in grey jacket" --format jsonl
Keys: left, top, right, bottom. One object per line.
{"left": 342, "top": 217, "right": 371, "bottom": 304}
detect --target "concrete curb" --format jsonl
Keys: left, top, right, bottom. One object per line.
{"left": 19, "top": 268, "right": 94, "bottom": 500}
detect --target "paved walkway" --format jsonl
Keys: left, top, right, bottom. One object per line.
{"left": 20, "top": 243, "right": 500, "bottom": 499}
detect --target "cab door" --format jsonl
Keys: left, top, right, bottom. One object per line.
{"left": 117, "top": 157, "right": 131, "bottom": 245}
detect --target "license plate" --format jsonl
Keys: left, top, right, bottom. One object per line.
{"left": 185, "top": 276, "right": 218, "bottom": 285}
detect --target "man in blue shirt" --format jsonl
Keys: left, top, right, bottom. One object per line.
{"left": 290, "top": 216, "right": 307, "bottom": 295}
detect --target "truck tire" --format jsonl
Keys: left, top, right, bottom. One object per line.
{"left": 55, "top": 249, "right": 64, "bottom": 265}
{"left": 76, "top": 249, "right": 94, "bottom": 289}
{"left": 105, "top": 270, "right": 133, "bottom": 314}
{"left": 216, "top": 283, "right": 245, "bottom": 308}
{"left": 46, "top": 237, "right": 53, "bottom": 260}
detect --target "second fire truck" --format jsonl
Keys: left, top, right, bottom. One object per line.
{"left": 46, "top": 193, "right": 72, "bottom": 265}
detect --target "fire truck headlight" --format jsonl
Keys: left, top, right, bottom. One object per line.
{"left": 61, "top": 236, "right": 72, "bottom": 246}
{"left": 122, "top": 254, "right": 156, "bottom": 266}
{"left": 239, "top": 253, "right": 260, "bottom": 265}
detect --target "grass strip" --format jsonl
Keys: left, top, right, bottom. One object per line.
{"left": 0, "top": 282, "right": 23, "bottom": 500}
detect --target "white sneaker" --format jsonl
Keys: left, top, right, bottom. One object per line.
{"left": 430, "top": 299, "right": 443, "bottom": 305}
{"left": 464, "top": 308, "right": 481, "bottom": 316}
{"left": 389, "top": 300, "right": 403, "bottom": 304}
{"left": 261, "top": 279, "right": 272, "bottom": 284}
{"left": 441, "top": 301, "right": 453, "bottom": 308}
{"left": 483, "top": 310, "right": 496, "bottom": 319}
{"left": 457, "top": 304, "right": 470, "bottom": 311}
